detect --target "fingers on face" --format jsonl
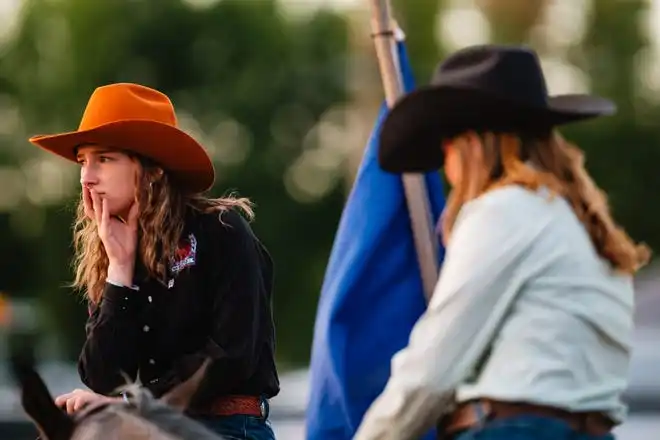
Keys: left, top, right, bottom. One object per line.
{"left": 90, "top": 190, "right": 103, "bottom": 224}
{"left": 82, "top": 187, "right": 94, "bottom": 218}
{"left": 101, "top": 197, "right": 110, "bottom": 225}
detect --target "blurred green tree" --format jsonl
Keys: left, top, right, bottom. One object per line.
{"left": 0, "top": 0, "right": 656, "bottom": 371}
{"left": 567, "top": 0, "right": 659, "bottom": 258}
{"left": 481, "top": 0, "right": 658, "bottom": 258}
{"left": 392, "top": 0, "right": 446, "bottom": 81}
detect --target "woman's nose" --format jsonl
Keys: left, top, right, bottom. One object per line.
{"left": 80, "top": 165, "right": 99, "bottom": 187}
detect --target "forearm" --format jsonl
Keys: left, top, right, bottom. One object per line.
{"left": 78, "top": 283, "right": 142, "bottom": 395}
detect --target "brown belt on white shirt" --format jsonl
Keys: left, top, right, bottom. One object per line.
{"left": 442, "top": 399, "right": 615, "bottom": 437}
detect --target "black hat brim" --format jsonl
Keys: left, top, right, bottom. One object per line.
{"left": 377, "top": 86, "right": 616, "bottom": 174}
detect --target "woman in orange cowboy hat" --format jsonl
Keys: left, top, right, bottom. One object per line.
{"left": 353, "top": 45, "right": 650, "bottom": 440}
{"left": 30, "top": 83, "right": 279, "bottom": 439}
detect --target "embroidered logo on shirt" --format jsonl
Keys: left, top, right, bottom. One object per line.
{"left": 170, "top": 233, "right": 197, "bottom": 275}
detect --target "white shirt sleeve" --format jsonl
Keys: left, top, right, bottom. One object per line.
{"left": 354, "top": 188, "right": 556, "bottom": 440}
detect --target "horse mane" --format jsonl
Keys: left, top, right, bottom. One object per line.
{"left": 10, "top": 351, "right": 222, "bottom": 440}
{"left": 108, "top": 384, "right": 222, "bottom": 440}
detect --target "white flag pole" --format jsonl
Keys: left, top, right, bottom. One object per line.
{"left": 368, "top": 0, "right": 440, "bottom": 301}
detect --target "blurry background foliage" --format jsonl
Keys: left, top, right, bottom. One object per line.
{"left": 0, "top": 0, "right": 657, "bottom": 367}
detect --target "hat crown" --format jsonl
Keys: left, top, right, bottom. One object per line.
{"left": 432, "top": 45, "right": 549, "bottom": 107}
{"left": 78, "top": 83, "right": 177, "bottom": 131}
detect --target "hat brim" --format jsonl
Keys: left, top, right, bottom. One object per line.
{"left": 29, "top": 120, "right": 215, "bottom": 193}
{"left": 377, "top": 86, "right": 616, "bottom": 174}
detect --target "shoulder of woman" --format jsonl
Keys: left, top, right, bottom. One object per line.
{"left": 456, "top": 185, "right": 560, "bottom": 229}
{"left": 198, "top": 207, "right": 273, "bottom": 276}
{"left": 196, "top": 207, "right": 256, "bottom": 246}
{"left": 478, "top": 184, "right": 544, "bottom": 206}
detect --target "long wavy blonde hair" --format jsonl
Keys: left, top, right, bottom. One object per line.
{"left": 441, "top": 131, "right": 650, "bottom": 275}
{"left": 71, "top": 155, "right": 254, "bottom": 305}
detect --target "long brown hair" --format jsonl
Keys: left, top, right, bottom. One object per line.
{"left": 71, "top": 156, "right": 253, "bottom": 304}
{"left": 441, "top": 131, "right": 650, "bottom": 275}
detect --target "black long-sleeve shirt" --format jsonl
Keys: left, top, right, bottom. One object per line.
{"left": 78, "top": 208, "right": 279, "bottom": 410}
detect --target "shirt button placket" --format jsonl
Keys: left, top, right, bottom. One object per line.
{"left": 142, "top": 292, "right": 155, "bottom": 374}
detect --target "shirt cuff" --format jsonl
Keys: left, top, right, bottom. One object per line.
{"left": 100, "top": 283, "right": 141, "bottom": 317}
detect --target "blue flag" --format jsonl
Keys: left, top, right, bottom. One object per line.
{"left": 306, "top": 37, "right": 446, "bottom": 440}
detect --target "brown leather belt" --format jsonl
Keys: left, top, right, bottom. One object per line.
{"left": 443, "top": 399, "right": 614, "bottom": 436}
{"left": 198, "top": 395, "right": 264, "bottom": 417}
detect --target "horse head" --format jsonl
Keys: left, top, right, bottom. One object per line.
{"left": 10, "top": 353, "right": 221, "bottom": 440}
{"left": 9, "top": 351, "right": 75, "bottom": 440}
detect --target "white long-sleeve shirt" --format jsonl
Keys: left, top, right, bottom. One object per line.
{"left": 354, "top": 185, "right": 635, "bottom": 440}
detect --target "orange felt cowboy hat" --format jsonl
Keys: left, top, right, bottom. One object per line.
{"left": 29, "top": 83, "right": 215, "bottom": 193}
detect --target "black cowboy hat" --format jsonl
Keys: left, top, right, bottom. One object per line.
{"left": 378, "top": 45, "right": 616, "bottom": 173}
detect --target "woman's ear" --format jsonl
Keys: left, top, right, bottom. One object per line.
{"left": 464, "top": 132, "right": 485, "bottom": 164}
{"left": 146, "top": 168, "right": 165, "bottom": 187}
{"left": 140, "top": 167, "right": 164, "bottom": 189}
{"left": 463, "top": 131, "right": 481, "bottom": 152}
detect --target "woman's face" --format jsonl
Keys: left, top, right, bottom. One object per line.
{"left": 442, "top": 139, "right": 462, "bottom": 187}
{"left": 442, "top": 133, "right": 483, "bottom": 187}
{"left": 77, "top": 145, "right": 141, "bottom": 219}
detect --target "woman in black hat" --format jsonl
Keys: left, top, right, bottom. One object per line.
{"left": 353, "top": 45, "right": 650, "bottom": 440}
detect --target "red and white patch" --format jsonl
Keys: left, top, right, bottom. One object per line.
{"left": 170, "top": 233, "right": 197, "bottom": 275}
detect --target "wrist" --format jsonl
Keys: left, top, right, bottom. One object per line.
{"left": 107, "top": 263, "right": 134, "bottom": 287}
